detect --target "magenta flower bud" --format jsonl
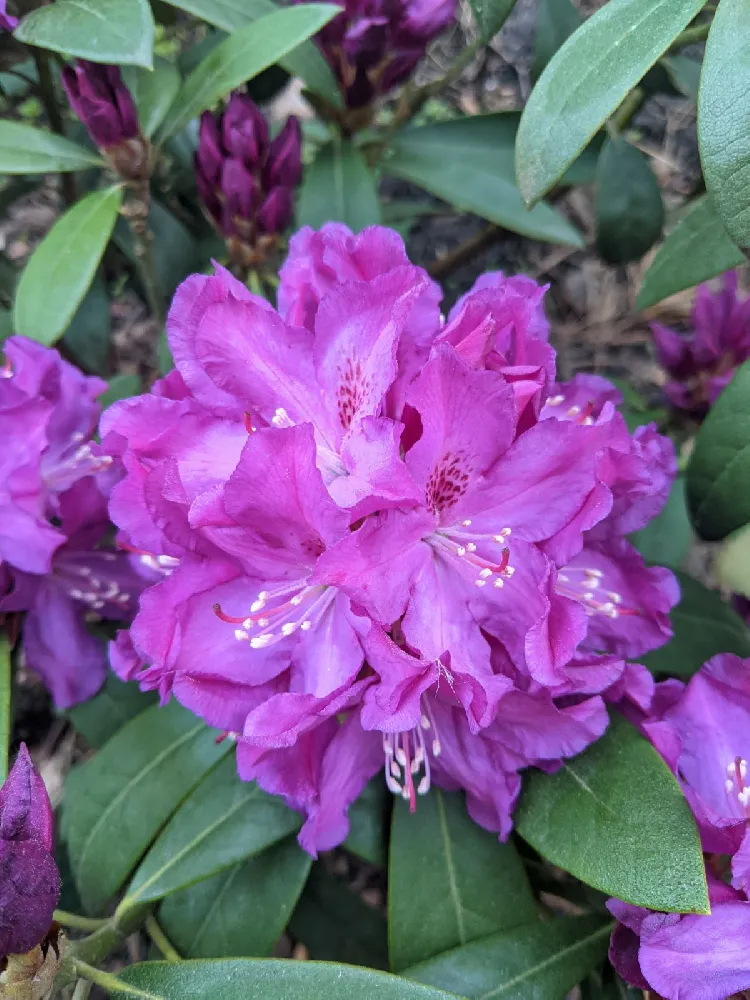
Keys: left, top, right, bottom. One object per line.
{"left": 222, "top": 92, "right": 268, "bottom": 165}
{"left": 0, "top": 745, "right": 60, "bottom": 957}
{"left": 61, "top": 60, "right": 139, "bottom": 150}
{"left": 256, "top": 185, "right": 294, "bottom": 235}
{"left": 221, "top": 158, "right": 261, "bottom": 238}
{"left": 0, "top": 0, "right": 18, "bottom": 31}
{"left": 196, "top": 112, "right": 223, "bottom": 186}
{"left": 265, "top": 117, "right": 302, "bottom": 189}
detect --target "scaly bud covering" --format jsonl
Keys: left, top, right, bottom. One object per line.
{"left": 0, "top": 745, "right": 60, "bottom": 957}
{"left": 195, "top": 93, "right": 302, "bottom": 267}
{"left": 304, "top": 0, "right": 456, "bottom": 109}
{"left": 102, "top": 223, "right": 678, "bottom": 857}
{"left": 651, "top": 271, "right": 750, "bottom": 418}
{"left": 0, "top": 337, "right": 151, "bottom": 707}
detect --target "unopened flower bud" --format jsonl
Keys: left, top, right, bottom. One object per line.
{"left": 265, "top": 117, "right": 302, "bottom": 188}
{"left": 222, "top": 92, "right": 268, "bottom": 165}
{"left": 61, "top": 60, "right": 138, "bottom": 149}
{"left": 257, "top": 186, "right": 294, "bottom": 235}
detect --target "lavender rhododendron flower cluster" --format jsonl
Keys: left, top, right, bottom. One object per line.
{"left": 0, "top": 338, "right": 149, "bottom": 707}
{"left": 609, "top": 654, "right": 750, "bottom": 1000}
{"left": 652, "top": 271, "right": 750, "bottom": 418}
{"left": 102, "top": 223, "right": 679, "bottom": 856}
{"left": 0, "top": 745, "right": 60, "bottom": 958}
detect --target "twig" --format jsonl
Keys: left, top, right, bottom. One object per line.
{"left": 427, "top": 225, "right": 505, "bottom": 280}
{"left": 52, "top": 902, "right": 152, "bottom": 991}
{"left": 121, "top": 182, "right": 164, "bottom": 326}
{"left": 609, "top": 86, "right": 647, "bottom": 135}
{"left": 70, "top": 960, "right": 144, "bottom": 997}
{"left": 71, "top": 978, "right": 93, "bottom": 1000}
{"left": 145, "top": 914, "right": 181, "bottom": 963}
{"left": 30, "top": 49, "right": 77, "bottom": 208}
{"left": 53, "top": 910, "right": 109, "bottom": 933}
{"left": 669, "top": 20, "right": 712, "bottom": 51}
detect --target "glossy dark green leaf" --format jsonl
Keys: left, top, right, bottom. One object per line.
{"left": 111, "top": 960, "right": 460, "bottom": 1000}
{"left": 63, "top": 701, "right": 227, "bottom": 913}
{"left": 516, "top": 713, "right": 708, "bottom": 913}
{"left": 123, "top": 754, "right": 299, "bottom": 907}
{"left": 405, "top": 917, "right": 612, "bottom": 1000}
{"left": 15, "top": 0, "right": 155, "bottom": 69}
{"left": 515, "top": 0, "right": 707, "bottom": 206}
{"left": 698, "top": 0, "right": 750, "bottom": 250}
{"left": 595, "top": 136, "right": 664, "bottom": 264}
{"left": 122, "top": 59, "right": 181, "bottom": 138}
{"left": 389, "top": 790, "right": 537, "bottom": 972}
{"left": 467, "top": 0, "right": 515, "bottom": 42}
{"left": 63, "top": 273, "right": 111, "bottom": 376}
{"left": 0, "top": 122, "right": 103, "bottom": 174}
{"left": 687, "top": 359, "right": 750, "bottom": 540}
{"left": 644, "top": 571, "right": 750, "bottom": 678}
{"left": 631, "top": 478, "right": 692, "bottom": 570}
{"left": 99, "top": 373, "right": 143, "bottom": 407}
{"left": 289, "top": 865, "right": 388, "bottom": 969}
{"left": 159, "top": 0, "right": 342, "bottom": 105}
{"left": 386, "top": 116, "right": 584, "bottom": 247}
{"left": 159, "top": 838, "right": 311, "bottom": 958}
{"left": 67, "top": 674, "right": 157, "bottom": 748}
{"left": 298, "top": 138, "right": 381, "bottom": 232}
{"left": 13, "top": 185, "right": 123, "bottom": 347}
{"left": 157, "top": 5, "right": 340, "bottom": 141}
{"left": 636, "top": 195, "right": 745, "bottom": 311}
{"left": 0, "top": 637, "right": 10, "bottom": 782}
{"left": 661, "top": 54, "right": 702, "bottom": 101}
{"left": 532, "top": 0, "right": 581, "bottom": 81}
{"left": 344, "top": 778, "right": 389, "bottom": 866}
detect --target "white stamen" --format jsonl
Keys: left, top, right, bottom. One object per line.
{"left": 250, "top": 635, "right": 272, "bottom": 648}
{"left": 250, "top": 599, "right": 265, "bottom": 613}
{"left": 461, "top": 519, "right": 472, "bottom": 527}
{"left": 281, "top": 623, "right": 297, "bottom": 636}
{"left": 234, "top": 629, "right": 249, "bottom": 641}
{"left": 474, "top": 579, "right": 487, "bottom": 588}
{"left": 493, "top": 578, "right": 504, "bottom": 588}
{"left": 479, "top": 567, "right": 493, "bottom": 579}
{"left": 300, "top": 620, "right": 313, "bottom": 631}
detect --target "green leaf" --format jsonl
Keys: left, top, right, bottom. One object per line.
{"left": 643, "top": 571, "right": 750, "bottom": 678}
{"left": 0, "top": 121, "right": 103, "bottom": 174}
{"left": 114, "top": 199, "right": 200, "bottom": 301}
{"left": 595, "top": 136, "right": 664, "bottom": 264}
{"left": 0, "top": 637, "right": 10, "bottom": 782}
{"left": 122, "top": 59, "right": 181, "bottom": 138}
{"left": 636, "top": 194, "right": 745, "bottom": 311}
{"left": 157, "top": 5, "right": 340, "bottom": 141}
{"left": 67, "top": 674, "right": 157, "bottom": 749}
{"left": 14, "top": 0, "right": 155, "bottom": 69}
{"left": 159, "top": 0, "right": 342, "bottom": 106}
{"left": 687, "top": 359, "right": 750, "bottom": 540}
{"left": 715, "top": 524, "right": 750, "bottom": 599}
{"left": 386, "top": 115, "right": 584, "bottom": 247}
{"left": 532, "top": 0, "right": 581, "bottom": 81}
{"left": 661, "top": 54, "right": 702, "bottom": 101}
{"left": 63, "top": 273, "right": 111, "bottom": 376}
{"left": 63, "top": 701, "right": 227, "bottom": 913}
{"left": 111, "top": 960, "right": 460, "bottom": 1000}
{"left": 288, "top": 865, "right": 389, "bottom": 969}
{"left": 123, "top": 754, "right": 299, "bottom": 907}
{"left": 389, "top": 790, "right": 537, "bottom": 972}
{"left": 344, "top": 777, "right": 389, "bottom": 866}
{"left": 631, "top": 478, "right": 692, "bottom": 570}
{"left": 698, "top": 0, "right": 750, "bottom": 251}
{"left": 159, "top": 838, "right": 311, "bottom": 958}
{"left": 298, "top": 138, "right": 381, "bottom": 232}
{"left": 13, "top": 186, "right": 122, "bottom": 348}
{"left": 158, "top": 329, "right": 174, "bottom": 375}
{"left": 467, "top": 0, "right": 516, "bottom": 43}
{"left": 516, "top": 713, "right": 708, "bottom": 913}
{"left": 515, "top": 0, "right": 707, "bottom": 206}
{"left": 99, "top": 373, "right": 143, "bottom": 407}
{"left": 405, "top": 917, "right": 612, "bottom": 1000}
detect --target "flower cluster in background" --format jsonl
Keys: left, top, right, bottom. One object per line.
{"left": 100, "top": 223, "right": 678, "bottom": 855}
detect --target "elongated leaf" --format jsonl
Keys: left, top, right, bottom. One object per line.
{"left": 0, "top": 637, "right": 10, "bottom": 782}
{"left": 387, "top": 116, "right": 584, "bottom": 247}
{"left": 159, "top": 0, "right": 341, "bottom": 105}
{"left": 405, "top": 917, "right": 612, "bottom": 1000}
{"left": 111, "top": 960, "right": 460, "bottom": 999}
{"left": 123, "top": 754, "right": 299, "bottom": 907}
{"left": 0, "top": 122, "right": 103, "bottom": 174}
{"left": 99, "top": 373, "right": 143, "bottom": 407}
{"left": 298, "top": 139, "right": 381, "bottom": 232}
{"left": 122, "top": 59, "right": 181, "bottom": 138}
{"left": 687, "top": 359, "right": 750, "bottom": 540}
{"left": 389, "top": 790, "right": 536, "bottom": 972}
{"left": 595, "top": 136, "right": 664, "bottom": 264}
{"left": 698, "top": 0, "right": 750, "bottom": 250}
{"left": 157, "top": 5, "right": 340, "bottom": 141}
{"left": 15, "top": 0, "right": 155, "bottom": 69}
{"left": 515, "top": 0, "right": 707, "bottom": 206}
{"left": 67, "top": 674, "right": 157, "bottom": 749}
{"left": 631, "top": 478, "right": 692, "bottom": 570}
{"left": 289, "top": 865, "right": 389, "bottom": 969}
{"left": 636, "top": 195, "right": 745, "bottom": 311}
{"left": 62, "top": 273, "right": 111, "bottom": 376}
{"left": 159, "top": 838, "right": 311, "bottom": 958}
{"left": 468, "top": 0, "right": 515, "bottom": 42}
{"left": 13, "top": 186, "right": 122, "bottom": 348}
{"left": 533, "top": 0, "right": 581, "bottom": 81}
{"left": 644, "top": 571, "right": 750, "bottom": 678}
{"left": 344, "top": 777, "right": 389, "bottom": 866}
{"left": 516, "top": 713, "right": 708, "bottom": 913}
{"left": 715, "top": 525, "right": 750, "bottom": 600}
{"left": 63, "top": 701, "right": 227, "bottom": 913}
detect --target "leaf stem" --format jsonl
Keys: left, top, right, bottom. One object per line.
{"left": 121, "top": 182, "right": 164, "bottom": 327}
{"left": 53, "top": 910, "right": 109, "bottom": 933}
{"left": 669, "top": 20, "right": 712, "bottom": 51}
{"left": 71, "top": 960, "right": 151, "bottom": 998}
{"left": 53, "top": 902, "right": 152, "bottom": 991}
{"left": 30, "top": 48, "right": 77, "bottom": 208}
{"left": 71, "top": 978, "right": 93, "bottom": 1000}
{"left": 144, "top": 915, "right": 181, "bottom": 963}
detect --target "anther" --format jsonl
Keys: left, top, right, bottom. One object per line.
{"left": 250, "top": 635, "right": 272, "bottom": 648}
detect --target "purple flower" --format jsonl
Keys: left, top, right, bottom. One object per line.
{"left": 0, "top": 337, "right": 149, "bottom": 707}
{"left": 652, "top": 271, "right": 750, "bottom": 417}
{"left": 0, "top": 0, "right": 18, "bottom": 31}
{"left": 195, "top": 94, "right": 302, "bottom": 264}
{"left": 104, "top": 223, "right": 679, "bottom": 854}
{"left": 61, "top": 60, "right": 139, "bottom": 149}
{"left": 0, "top": 745, "right": 60, "bottom": 958}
